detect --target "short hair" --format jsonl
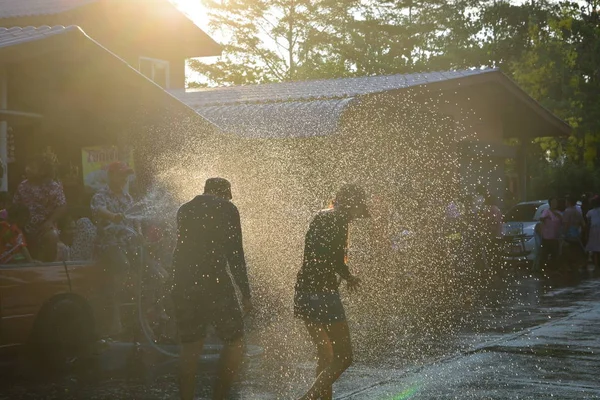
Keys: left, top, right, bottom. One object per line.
{"left": 548, "top": 196, "right": 556, "bottom": 205}
{"left": 204, "top": 177, "right": 232, "bottom": 200}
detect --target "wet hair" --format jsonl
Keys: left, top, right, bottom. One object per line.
{"left": 204, "top": 177, "right": 232, "bottom": 200}
{"left": 7, "top": 204, "right": 30, "bottom": 225}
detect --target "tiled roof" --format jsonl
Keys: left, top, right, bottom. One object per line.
{"left": 179, "top": 69, "right": 498, "bottom": 107}
{"left": 0, "top": 25, "right": 79, "bottom": 48}
{"left": 198, "top": 98, "right": 355, "bottom": 139}
{"left": 0, "top": 0, "right": 96, "bottom": 18}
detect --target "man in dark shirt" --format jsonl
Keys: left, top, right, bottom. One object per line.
{"left": 172, "top": 177, "right": 251, "bottom": 400}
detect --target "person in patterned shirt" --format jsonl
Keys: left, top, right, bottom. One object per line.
{"left": 91, "top": 161, "right": 139, "bottom": 338}
{"left": 13, "top": 155, "right": 67, "bottom": 261}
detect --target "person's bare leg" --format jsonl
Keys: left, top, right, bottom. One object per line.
{"left": 179, "top": 339, "right": 205, "bottom": 400}
{"left": 298, "top": 321, "right": 353, "bottom": 400}
{"left": 213, "top": 335, "right": 245, "bottom": 400}
{"left": 305, "top": 322, "right": 334, "bottom": 400}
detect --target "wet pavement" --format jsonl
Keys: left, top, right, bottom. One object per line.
{"left": 2, "top": 268, "right": 600, "bottom": 399}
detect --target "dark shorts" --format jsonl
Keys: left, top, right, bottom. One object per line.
{"left": 294, "top": 291, "right": 346, "bottom": 324}
{"left": 173, "top": 290, "right": 244, "bottom": 344}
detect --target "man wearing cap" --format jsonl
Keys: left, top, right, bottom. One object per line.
{"left": 91, "top": 161, "right": 139, "bottom": 337}
{"left": 294, "top": 184, "right": 369, "bottom": 400}
{"left": 172, "top": 177, "right": 252, "bottom": 400}
{"left": 91, "top": 161, "right": 138, "bottom": 255}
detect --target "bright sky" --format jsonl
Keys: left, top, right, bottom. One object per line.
{"left": 172, "top": 0, "right": 211, "bottom": 35}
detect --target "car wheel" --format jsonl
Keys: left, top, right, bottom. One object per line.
{"left": 31, "top": 298, "right": 95, "bottom": 370}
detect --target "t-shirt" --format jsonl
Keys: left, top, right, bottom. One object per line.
{"left": 296, "top": 208, "right": 351, "bottom": 293}
{"left": 563, "top": 206, "right": 584, "bottom": 240}
{"left": 13, "top": 180, "right": 67, "bottom": 235}
{"left": 540, "top": 208, "right": 562, "bottom": 240}
{"left": 587, "top": 208, "right": 600, "bottom": 228}
{"left": 0, "top": 221, "right": 27, "bottom": 263}
{"left": 171, "top": 194, "right": 250, "bottom": 299}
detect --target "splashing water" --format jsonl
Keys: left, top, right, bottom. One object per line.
{"left": 126, "top": 89, "right": 514, "bottom": 396}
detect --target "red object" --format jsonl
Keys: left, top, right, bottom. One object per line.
{"left": 107, "top": 161, "right": 134, "bottom": 175}
{"left": 0, "top": 221, "right": 27, "bottom": 263}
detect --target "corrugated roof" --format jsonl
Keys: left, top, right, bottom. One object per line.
{"left": 174, "top": 68, "right": 572, "bottom": 139}
{"left": 178, "top": 69, "right": 497, "bottom": 107}
{"left": 198, "top": 98, "right": 355, "bottom": 139}
{"left": 0, "top": 0, "right": 96, "bottom": 18}
{"left": 0, "top": 25, "right": 79, "bottom": 48}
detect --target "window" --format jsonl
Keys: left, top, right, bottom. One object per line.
{"left": 138, "top": 57, "right": 170, "bottom": 89}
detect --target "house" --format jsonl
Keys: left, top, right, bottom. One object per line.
{"left": 0, "top": 0, "right": 223, "bottom": 196}
{"left": 0, "top": 0, "right": 221, "bottom": 89}
{"left": 174, "top": 69, "right": 571, "bottom": 205}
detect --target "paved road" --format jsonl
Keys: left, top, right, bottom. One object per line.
{"left": 2, "top": 271, "right": 600, "bottom": 399}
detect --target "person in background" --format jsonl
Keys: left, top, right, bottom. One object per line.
{"left": 91, "top": 161, "right": 138, "bottom": 268}
{"left": 13, "top": 155, "right": 67, "bottom": 261}
{"left": 581, "top": 193, "right": 593, "bottom": 246}
{"left": 532, "top": 222, "right": 543, "bottom": 272}
{"left": 55, "top": 207, "right": 97, "bottom": 262}
{"left": 585, "top": 195, "right": 600, "bottom": 269}
{"left": 482, "top": 195, "right": 503, "bottom": 268}
{"left": 91, "top": 161, "right": 138, "bottom": 339}
{"left": 539, "top": 197, "right": 562, "bottom": 271}
{"left": 0, "top": 204, "right": 36, "bottom": 264}
{"left": 0, "top": 192, "right": 10, "bottom": 220}
{"left": 562, "top": 195, "right": 585, "bottom": 271}
{"left": 172, "top": 178, "right": 252, "bottom": 400}
{"left": 295, "top": 184, "right": 369, "bottom": 400}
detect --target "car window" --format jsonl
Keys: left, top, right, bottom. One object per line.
{"left": 504, "top": 203, "right": 544, "bottom": 222}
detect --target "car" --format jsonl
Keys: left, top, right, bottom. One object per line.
{"left": 501, "top": 200, "right": 550, "bottom": 262}
{"left": 0, "top": 260, "right": 115, "bottom": 368}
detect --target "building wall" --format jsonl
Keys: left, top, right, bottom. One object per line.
{"left": 0, "top": 1, "right": 210, "bottom": 89}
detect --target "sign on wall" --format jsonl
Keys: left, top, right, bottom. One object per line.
{"left": 81, "top": 145, "right": 135, "bottom": 192}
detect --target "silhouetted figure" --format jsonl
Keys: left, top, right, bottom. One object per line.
{"left": 294, "top": 184, "right": 369, "bottom": 400}
{"left": 539, "top": 197, "right": 562, "bottom": 271}
{"left": 585, "top": 195, "right": 600, "bottom": 270}
{"left": 563, "top": 195, "right": 585, "bottom": 271}
{"left": 172, "top": 178, "right": 252, "bottom": 400}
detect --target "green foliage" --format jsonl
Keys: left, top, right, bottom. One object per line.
{"left": 188, "top": 0, "right": 600, "bottom": 190}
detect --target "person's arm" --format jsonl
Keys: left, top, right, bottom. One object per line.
{"left": 332, "top": 226, "right": 352, "bottom": 281}
{"left": 91, "top": 194, "right": 123, "bottom": 223}
{"left": 226, "top": 205, "right": 251, "bottom": 302}
{"left": 331, "top": 222, "right": 360, "bottom": 290}
{"left": 43, "top": 183, "right": 68, "bottom": 228}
